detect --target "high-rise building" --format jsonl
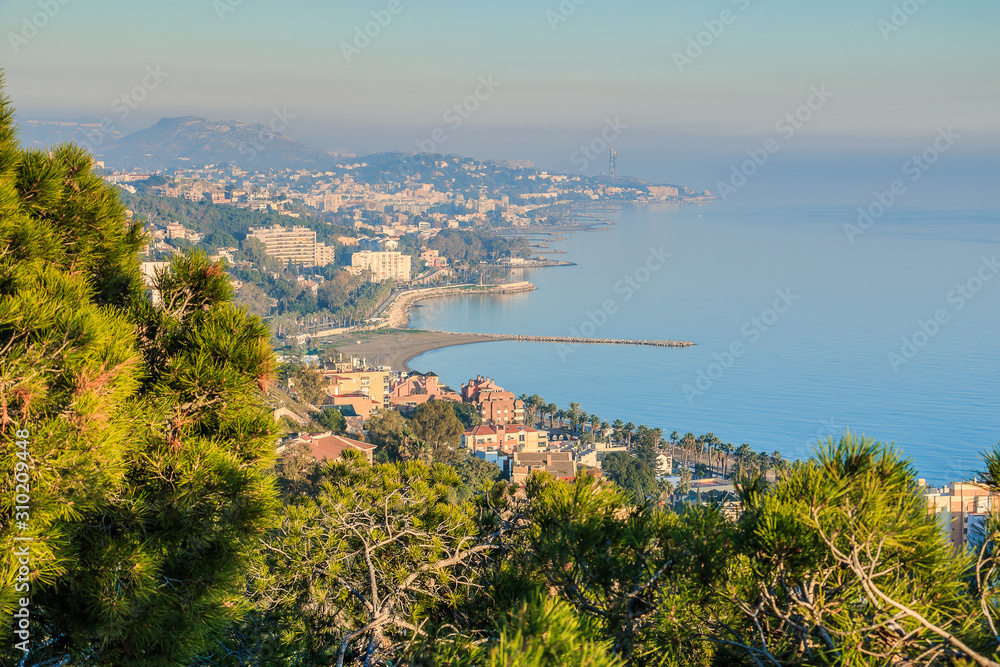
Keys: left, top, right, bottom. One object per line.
{"left": 248, "top": 225, "right": 317, "bottom": 264}
{"left": 609, "top": 149, "right": 617, "bottom": 177}
{"left": 247, "top": 225, "right": 334, "bottom": 267}
{"left": 351, "top": 251, "right": 412, "bottom": 282}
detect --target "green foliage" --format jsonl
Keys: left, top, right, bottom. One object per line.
{"left": 315, "top": 407, "right": 347, "bottom": 434}
{"left": 427, "top": 228, "right": 529, "bottom": 264}
{"left": 474, "top": 596, "right": 624, "bottom": 667}
{"left": 728, "top": 432, "right": 993, "bottom": 665}
{"left": 0, "top": 78, "right": 279, "bottom": 665}
{"left": 366, "top": 410, "right": 426, "bottom": 462}
{"left": 214, "top": 455, "right": 494, "bottom": 666}
{"left": 521, "top": 474, "right": 734, "bottom": 665}
{"left": 410, "top": 399, "right": 464, "bottom": 464}
{"left": 292, "top": 363, "right": 327, "bottom": 406}
{"left": 632, "top": 426, "right": 662, "bottom": 470}
{"left": 451, "top": 400, "right": 483, "bottom": 429}
{"left": 601, "top": 452, "right": 657, "bottom": 503}
{"left": 450, "top": 452, "right": 501, "bottom": 499}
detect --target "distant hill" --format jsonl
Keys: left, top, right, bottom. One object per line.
{"left": 14, "top": 117, "right": 129, "bottom": 151}
{"left": 96, "top": 116, "right": 340, "bottom": 171}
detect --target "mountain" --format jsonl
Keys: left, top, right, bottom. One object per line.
{"left": 15, "top": 117, "right": 129, "bottom": 150}
{"left": 96, "top": 116, "right": 339, "bottom": 171}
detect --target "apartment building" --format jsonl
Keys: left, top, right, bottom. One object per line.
{"left": 322, "top": 369, "right": 390, "bottom": 407}
{"left": 248, "top": 224, "right": 333, "bottom": 267}
{"left": 462, "top": 424, "right": 547, "bottom": 454}
{"left": 388, "top": 372, "right": 461, "bottom": 409}
{"left": 461, "top": 376, "right": 524, "bottom": 426}
{"left": 924, "top": 481, "right": 1000, "bottom": 553}
{"left": 351, "top": 251, "right": 412, "bottom": 282}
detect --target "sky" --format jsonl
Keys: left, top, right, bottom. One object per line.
{"left": 2, "top": 0, "right": 998, "bottom": 204}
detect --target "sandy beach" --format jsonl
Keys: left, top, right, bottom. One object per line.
{"left": 311, "top": 281, "right": 694, "bottom": 372}
{"left": 315, "top": 329, "right": 519, "bottom": 372}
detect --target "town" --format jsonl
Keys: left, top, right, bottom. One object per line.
{"left": 269, "top": 348, "right": 996, "bottom": 557}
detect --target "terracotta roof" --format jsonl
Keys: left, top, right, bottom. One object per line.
{"left": 464, "top": 425, "right": 498, "bottom": 436}
{"left": 305, "top": 434, "right": 376, "bottom": 462}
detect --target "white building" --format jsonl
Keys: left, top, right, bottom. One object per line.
{"left": 351, "top": 251, "right": 412, "bottom": 282}
{"left": 247, "top": 225, "right": 333, "bottom": 267}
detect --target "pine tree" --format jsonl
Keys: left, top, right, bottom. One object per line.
{"left": 0, "top": 75, "right": 278, "bottom": 666}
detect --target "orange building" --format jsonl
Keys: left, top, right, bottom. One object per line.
{"left": 284, "top": 431, "right": 377, "bottom": 465}
{"left": 923, "top": 480, "right": 1000, "bottom": 553}
{"left": 461, "top": 375, "right": 524, "bottom": 426}
{"left": 388, "top": 372, "right": 461, "bottom": 409}
{"left": 462, "top": 424, "right": 547, "bottom": 454}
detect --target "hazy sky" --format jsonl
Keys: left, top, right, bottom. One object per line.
{"left": 2, "top": 0, "right": 998, "bottom": 202}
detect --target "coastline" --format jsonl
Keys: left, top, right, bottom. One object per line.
{"left": 316, "top": 268, "right": 696, "bottom": 372}
{"left": 323, "top": 329, "right": 695, "bottom": 373}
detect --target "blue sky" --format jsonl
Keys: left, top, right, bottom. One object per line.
{"left": 2, "top": 0, "right": 998, "bottom": 202}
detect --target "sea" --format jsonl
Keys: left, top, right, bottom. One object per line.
{"left": 408, "top": 204, "right": 1000, "bottom": 484}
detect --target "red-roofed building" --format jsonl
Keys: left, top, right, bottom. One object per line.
{"left": 287, "top": 431, "right": 377, "bottom": 465}
{"left": 388, "top": 372, "right": 461, "bottom": 409}
{"left": 463, "top": 425, "right": 499, "bottom": 452}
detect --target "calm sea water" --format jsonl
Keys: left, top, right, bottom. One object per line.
{"left": 408, "top": 204, "right": 1000, "bottom": 484}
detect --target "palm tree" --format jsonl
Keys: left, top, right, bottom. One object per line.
{"left": 771, "top": 450, "right": 789, "bottom": 475}
{"left": 649, "top": 427, "right": 663, "bottom": 450}
{"left": 735, "top": 443, "right": 753, "bottom": 477}
{"left": 546, "top": 403, "right": 557, "bottom": 429}
{"left": 681, "top": 433, "right": 696, "bottom": 467}
{"left": 624, "top": 422, "right": 636, "bottom": 449}
{"left": 568, "top": 402, "right": 580, "bottom": 432}
{"left": 530, "top": 394, "right": 544, "bottom": 425}
{"left": 600, "top": 420, "right": 609, "bottom": 441}
{"left": 612, "top": 419, "right": 624, "bottom": 443}
{"left": 555, "top": 409, "right": 567, "bottom": 429}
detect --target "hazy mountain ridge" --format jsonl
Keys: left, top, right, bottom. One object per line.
{"left": 95, "top": 115, "right": 340, "bottom": 171}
